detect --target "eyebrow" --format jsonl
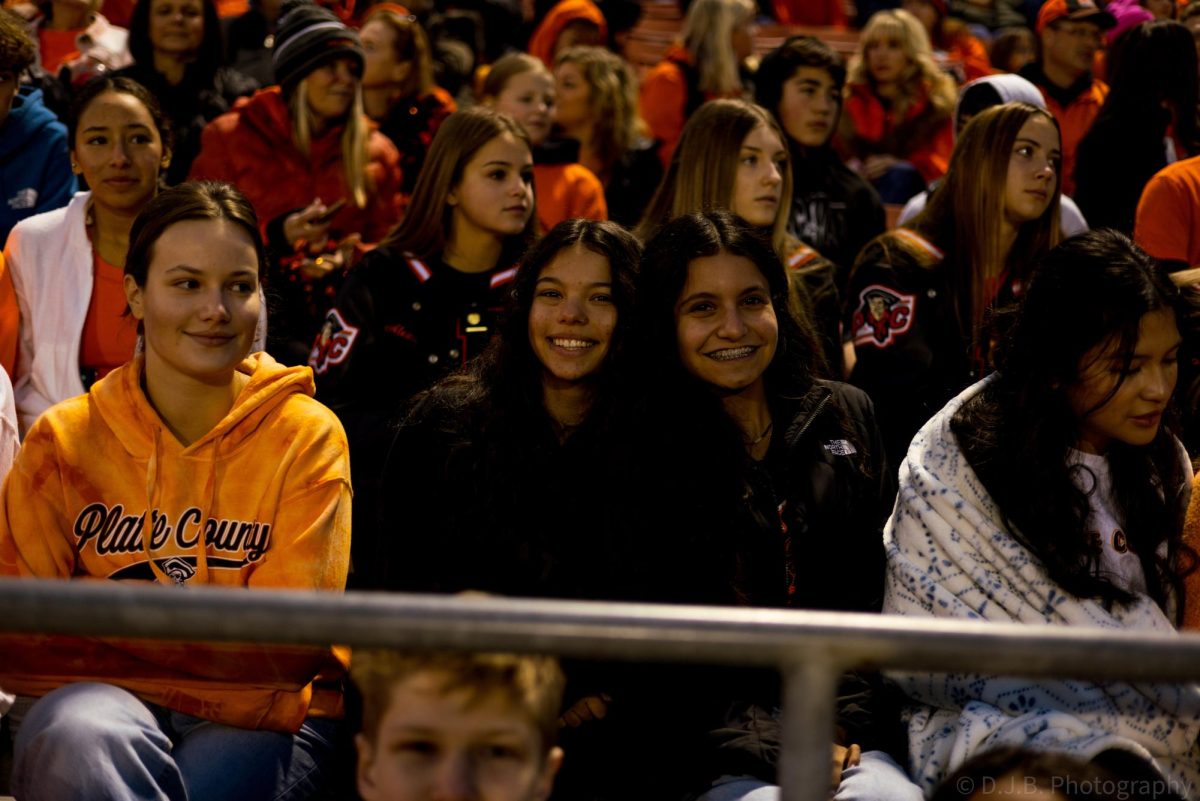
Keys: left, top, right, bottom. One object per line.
{"left": 164, "top": 265, "right": 256, "bottom": 277}
{"left": 677, "top": 285, "right": 768, "bottom": 305}
{"left": 794, "top": 78, "right": 825, "bottom": 87}
{"left": 82, "top": 122, "right": 152, "bottom": 132}
{"left": 536, "top": 276, "right": 613, "bottom": 288}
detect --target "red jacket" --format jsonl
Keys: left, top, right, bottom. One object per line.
{"left": 838, "top": 81, "right": 954, "bottom": 184}
{"left": 189, "top": 88, "right": 403, "bottom": 245}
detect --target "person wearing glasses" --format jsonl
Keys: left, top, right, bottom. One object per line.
{"left": 1018, "top": 0, "right": 1116, "bottom": 196}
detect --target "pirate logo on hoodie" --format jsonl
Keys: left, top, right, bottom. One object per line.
{"left": 852, "top": 285, "right": 915, "bottom": 348}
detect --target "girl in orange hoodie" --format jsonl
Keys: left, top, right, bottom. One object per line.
{"left": 481, "top": 52, "right": 607, "bottom": 233}
{"left": 0, "top": 181, "right": 352, "bottom": 801}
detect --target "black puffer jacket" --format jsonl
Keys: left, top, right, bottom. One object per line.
{"left": 752, "top": 379, "right": 893, "bottom": 612}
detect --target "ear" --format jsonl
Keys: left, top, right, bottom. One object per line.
{"left": 447, "top": 184, "right": 460, "bottom": 206}
{"left": 70, "top": 152, "right": 82, "bottom": 175}
{"left": 161, "top": 147, "right": 173, "bottom": 170}
{"left": 124, "top": 274, "right": 145, "bottom": 322}
{"left": 355, "top": 733, "right": 380, "bottom": 801}
{"left": 532, "top": 746, "right": 564, "bottom": 801}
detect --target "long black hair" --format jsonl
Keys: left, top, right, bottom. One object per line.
{"left": 419, "top": 218, "right": 640, "bottom": 437}
{"left": 952, "top": 229, "right": 1195, "bottom": 618}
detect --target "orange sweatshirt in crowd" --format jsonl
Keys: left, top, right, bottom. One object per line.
{"left": 527, "top": 0, "right": 607, "bottom": 67}
{"left": 944, "top": 32, "right": 993, "bottom": 84}
{"left": 0, "top": 352, "right": 352, "bottom": 732}
{"left": 534, "top": 162, "right": 607, "bottom": 232}
{"left": 1039, "top": 79, "right": 1108, "bottom": 197}
{"left": 1135, "top": 155, "right": 1200, "bottom": 268}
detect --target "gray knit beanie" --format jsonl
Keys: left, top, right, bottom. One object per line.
{"left": 272, "top": 0, "right": 364, "bottom": 96}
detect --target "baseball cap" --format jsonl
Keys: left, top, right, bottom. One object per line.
{"left": 1036, "top": 0, "right": 1117, "bottom": 33}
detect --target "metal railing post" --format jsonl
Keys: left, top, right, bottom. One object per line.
{"left": 780, "top": 659, "right": 840, "bottom": 801}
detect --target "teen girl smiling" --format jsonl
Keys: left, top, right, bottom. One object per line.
{"left": 2, "top": 180, "right": 351, "bottom": 800}
{"left": 6, "top": 76, "right": 170, "bottom": 433}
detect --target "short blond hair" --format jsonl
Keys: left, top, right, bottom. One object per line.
{"left": 352, "top": 650, "right": 566, "bottom": 752}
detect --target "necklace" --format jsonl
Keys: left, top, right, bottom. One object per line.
{"left": 746, "top": 421, "right": 773, "bottom": 447}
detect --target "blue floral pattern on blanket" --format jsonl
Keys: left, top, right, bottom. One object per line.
{"left": 883, "top": 377, "right": 1200, "bottom": 797}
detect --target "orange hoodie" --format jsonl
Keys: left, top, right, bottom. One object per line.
{"left": 527, "top": 0, "right": 608, "bottom": 68}
{"left": 0, "top": 352, "right": 352, "bottom": 732}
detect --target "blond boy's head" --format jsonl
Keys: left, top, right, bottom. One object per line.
{"left": 352, "top": 651, "right": 565, "bottom": 801}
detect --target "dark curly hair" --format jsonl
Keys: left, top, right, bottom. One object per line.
{"left": 952, "top": 229, "right": 1195, "bottom": 619}
{"left": 0, "top": 9, "right": 35, "bottom": 75}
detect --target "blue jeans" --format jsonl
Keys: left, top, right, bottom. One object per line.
{"left": 696, "top": 750, "right": 924, "bottom": 801}
{"left": 13, "top": 682, "right": 338, "bottom": 801}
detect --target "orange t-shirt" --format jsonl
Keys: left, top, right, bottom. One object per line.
{"left": 39, "top": 27, "right": 81, "bottom": 74}
{"left": 79, "top": 250, "right": 138, "bottom": 382}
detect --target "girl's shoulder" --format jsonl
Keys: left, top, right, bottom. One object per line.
{"left": 852, "top": 229, "right": 945, "bottom": 279}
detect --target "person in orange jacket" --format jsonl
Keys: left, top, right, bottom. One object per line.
{"left": 902, "top": 0, "right": 994, "bottom": 83}
{"left": 1017, "top": 0, "right": 1115, "bottom": 196}
{"left": 638, "top": 0, "right": 756, "bottom": 169}
{"left": 836, "top": 8, "right": 956, "bottom": 202}
{"left": 189, "top": 0, "right": 403, "bottom": 364}
{"left": 526, "top": 0, "right": 606, "bottom": 68}
{"left": 482, "top": 52, "right": 606, "bottom": 233}
{"left": 1, "top": 181, "right": 352, "bottom": 801}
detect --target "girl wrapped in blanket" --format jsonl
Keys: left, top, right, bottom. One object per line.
{"left": 884, "top": 229, "right": 1200, "bottom": 796}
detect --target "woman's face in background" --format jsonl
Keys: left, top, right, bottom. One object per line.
{"left": 148, "top": 0, "right": 205, "bottom": 58}
{"left": 865, "top": 35, "right": 909, "bottom": 84}
{"left": 553, "top": 62, "right": 593, "bottom": 132}
{"left": 73, "top": 90, "right": 166, "bottom": 215}
{"left": 731, "top": 123, "right": 787, "bottom": 228}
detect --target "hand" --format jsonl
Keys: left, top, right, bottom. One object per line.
{"left": 862, "top": 155, "right": 900, "bottom": 181}
{"left": 295, "top": 234, "right": 361, "bottom": 280}
{"left": 284, "top": 198, "right": 335, "bottom": 248}
{"left": 558, "top": 694, "right": 611, "bottom": 728}
{"left": 831, "top": 742, "right": 861, "bottom": 788}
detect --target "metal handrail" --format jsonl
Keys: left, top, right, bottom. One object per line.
{"left": 3, "top": 577, "right": 1200, "bottom": 801}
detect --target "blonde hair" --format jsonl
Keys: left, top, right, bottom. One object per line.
{"left": 554, "top": 45, "right": 646, "bottom": 178}
{"left": 912, "top": 102, "right": 1061, "bottom": 347}
{"left": 848, "top": 9, "right": 956, "bottom": 121}
{"left": 681, "top": 0, "right": 756, "bottom": 95}
{"left": 636, "top": 99, "right": 793, "bottom": 259}
{"left": 290, "top": 79, "right": 370, "bottom": 209}
{"left": 381, "top": 107, "right": 535, "bottom": 262}
{"left": 352, "top": 649, "right": 566, "bottom": 752}
{"left": 363, "top": 8, "right": 435, "bottom": 98}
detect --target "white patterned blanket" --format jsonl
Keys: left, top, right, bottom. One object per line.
{"left": 883, "top": 378, "right": 1200, "bottom": 798}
